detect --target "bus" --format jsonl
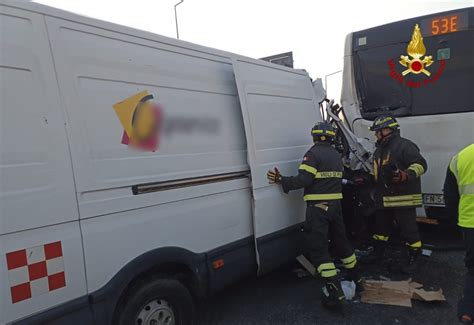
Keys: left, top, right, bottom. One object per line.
{"left": 340, "top": 7, "right": 474, "bottom": 222}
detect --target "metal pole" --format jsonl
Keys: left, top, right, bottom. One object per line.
{"left": 324, "top": 70, "right": 342, "bottom": 95}
{"left": 174, "top": 0, "right": 184, "bottom": 39}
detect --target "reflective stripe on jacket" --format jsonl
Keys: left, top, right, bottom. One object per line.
{"left": 281, "top": 142, "right": 343, "bottom": 202}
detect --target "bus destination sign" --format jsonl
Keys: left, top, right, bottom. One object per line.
{"left": 421, "top": 11, "right": 469, "bottom": 36}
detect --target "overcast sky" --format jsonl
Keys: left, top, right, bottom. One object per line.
{"left": 34, "top": 0, "right": 472, "bottom": 99}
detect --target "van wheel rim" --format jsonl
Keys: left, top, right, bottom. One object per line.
{"left": 136, "top": 299, "right": 175, "bottom": 325}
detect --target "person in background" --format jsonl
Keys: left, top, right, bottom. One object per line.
{"left": 443, "top": 144, "right": 474, "bottom": 325}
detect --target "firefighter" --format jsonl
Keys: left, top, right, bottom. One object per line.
{"left": 266, "top": 121, "right": 362, "bottom": 312}
{"left": 443, "top": 144, "right": 474, "bottom": 325}
{"left": 369, "top": 114, "right": 427, "bottom": 274}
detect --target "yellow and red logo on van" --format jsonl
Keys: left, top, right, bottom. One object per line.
{"left": 6, "top": 241, "right": 66, "bottom": 304}
{"left": 113, "top": 91, "right": 163, "bottom": 152}
{"left": 388, "top": 24, "right": 446, "bottom": 88}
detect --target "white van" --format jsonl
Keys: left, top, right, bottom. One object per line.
{"left": 0, "top": 1, "right": 322, "bottom": 324}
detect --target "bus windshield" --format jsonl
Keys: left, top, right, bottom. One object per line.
{"left": 351, "top": 7, "right": 474, "bottom": 119}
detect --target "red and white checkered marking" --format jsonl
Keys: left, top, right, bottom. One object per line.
{"left": 6, "top": 241, "right": 66, "bottom": 304}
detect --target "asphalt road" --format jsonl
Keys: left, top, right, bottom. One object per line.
{"left": 198, "top": 226, "right": 465, "bottom": 325}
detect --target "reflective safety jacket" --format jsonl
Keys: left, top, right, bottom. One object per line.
{"left": 373, "top": 133, "right": 427, "bottom": 209}
{"left": 443, "top": 144, "right": 474, "bottom": 228}
{"left": 281, "top": 142, "right": 343, "bottom": 202}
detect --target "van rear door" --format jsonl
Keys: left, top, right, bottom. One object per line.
{"left": 0, "top": 4, "right": 88, "bottom": 324}
{"left": 233, "top": 58, "right": 321, "bottom": 274}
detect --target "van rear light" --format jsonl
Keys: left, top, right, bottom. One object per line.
{"left": 212, "top": 259, "right": 225, "bottom": 269}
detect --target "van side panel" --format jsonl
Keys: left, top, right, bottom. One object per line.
{"left": 44, "top": 18, "right": 248, "bottom": 194}
{"left": 44, "top": 17, "right": 254, "bottom": 296}
{"left": 80, "top": 184, "right": 253, "bottom": 293}
{"left": 0, "top": 7, "right": 87, "bottom": 324}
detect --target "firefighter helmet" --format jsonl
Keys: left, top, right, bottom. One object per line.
{"left": 311, "top": 121, "right": 336, "bottom": 141}
{"left": 369, "top": 114, "right": 399, "bottom": 132}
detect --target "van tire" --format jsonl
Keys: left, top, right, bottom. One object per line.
{"left": 117, "top": 278, "right": 194, "bottom": 325}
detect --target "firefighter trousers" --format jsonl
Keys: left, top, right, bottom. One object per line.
{"left": 304, "top": 200, "right": 356, "bottom": 278}
{"left": 459, "top": 227, "right": 474, "bottom": 319}
{"left": 373, "top": 208, "right": 421, "bottom": 247}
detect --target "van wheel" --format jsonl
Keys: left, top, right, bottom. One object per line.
{"left": 117, "top": 278, "right": 194, "bottom": 325}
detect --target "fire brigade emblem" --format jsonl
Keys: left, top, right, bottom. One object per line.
{"left": 399, "top": 24, "right": 433, "bottom": 76}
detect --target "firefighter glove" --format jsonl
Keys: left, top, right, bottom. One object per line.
{"left": 391, "top": 169, "right": 410, "bottom": 184}
{"left": 353, "top": 176, "right": 367, "bottom": 186}
{"left": 267, "top": 168, "right": 282, "bottom": 184}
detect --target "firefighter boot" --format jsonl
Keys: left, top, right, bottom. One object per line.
{"left": 321, "top": 277, "right": 345, "bottom": 314}
{"left": 361, "top": 240, "right": 387, "bottom": 265}
{"left": 401, "top": 247, "right": 421, "bottom": 274}
{"left": 347, "top": 263, "right": 364, "bottom": 293}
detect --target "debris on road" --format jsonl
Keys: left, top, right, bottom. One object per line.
{"left": 361, "top": 279, "right": 446, "bottom": 307}
{"left": 296, "top": 255, "right": 316, "bottom": 276}
{"left": 362, "top": 280, "right": 412, "bottom": 307}
{"left": 341, "top": 280, "right": 356, "bottom": 300}
{"left": 411, "top": 288, "right": 446, "bottom": 302}
{"left": 421, "top": 249, "right": 433, "bottom": 257}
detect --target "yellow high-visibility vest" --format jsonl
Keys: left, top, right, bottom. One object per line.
{"left": 450, "top": 144, "right": 474, "bottom": 228}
